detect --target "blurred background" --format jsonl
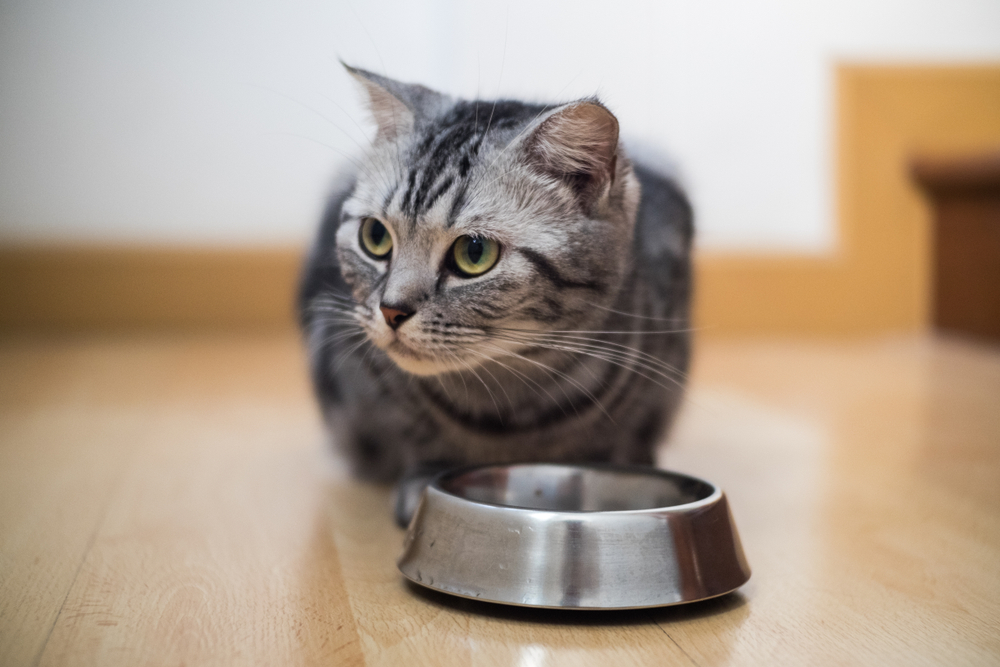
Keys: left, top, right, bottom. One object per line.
{"left": 3, "top": 6, "right": 1000, "bottom": 662}
{"left": 1, "top": 0, "right": 999, "bottom": 337}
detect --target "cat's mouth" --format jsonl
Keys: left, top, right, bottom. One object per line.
{"left": 386, "top": 339, "right": 449, "bottom": 375}
{"left": 388, "top": 339, "right": 424, "bottom": 360}
{"left": 384, "top": 338, "right": 468, "bottom": 376}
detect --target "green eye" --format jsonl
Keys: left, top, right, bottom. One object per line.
{"left": 451, "top": 235, "right": 500, "bottom": 277}
{"left": 359, "top": 217, "right": 392, "bottom": 259}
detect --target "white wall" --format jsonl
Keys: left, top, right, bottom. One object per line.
{"left": 1, "top": 0, "right": 998, "bottom": 251}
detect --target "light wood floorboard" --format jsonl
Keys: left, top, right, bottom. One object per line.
{"left": 1, "top": 333, "right": 998, "bottom": 665}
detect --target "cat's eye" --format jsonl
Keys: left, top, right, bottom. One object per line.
{"left": 451, "top": 235, "right": 500, "bottom": 277}
{"left": 359, "top": 217, "right": 393, "bottom": 259}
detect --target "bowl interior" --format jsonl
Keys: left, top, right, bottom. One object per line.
{"left": 437, "top": 464, "right": 715, "bottom": 512}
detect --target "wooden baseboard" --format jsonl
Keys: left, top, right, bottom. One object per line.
{"left": 0, "top": 247, "right": 302, "bottom": 331}
{"left": 2, "top": 65, "right": 1000, "bottom": 334}
{"left": 695, "top": 64, "right": 1000, "bottom": 335}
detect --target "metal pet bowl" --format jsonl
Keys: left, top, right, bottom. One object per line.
{"left": 397, "top": 463, "right": 751, "bottom": 610}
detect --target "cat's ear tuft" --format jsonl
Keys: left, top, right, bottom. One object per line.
{"left": 527, "top": 100, "right": 620, "bottom": 206}
{"left": 343, "top": 63, "right": 448, "bottom": 143}
{"left": 344, "top": 64, "right": 414, "bottom": 142}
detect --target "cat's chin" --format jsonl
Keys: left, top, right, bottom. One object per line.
{"left": 385, "top": 342, "right": 468, "bottom": 377}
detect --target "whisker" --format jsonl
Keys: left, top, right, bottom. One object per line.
{"left": 494, "top": 335, "right": 686, "bottom": 394}
{"left": 464, "top": 347, "right": 561, "bottom": 410}
{"left": 313, "top": 294, "right": 367, "bottom": 310}
{"left": 457, "top": 355, "right": 503, "bottom": 420}
{"left": 443, "top": 350, "right": 470, "bottom": 398}
{"left": 495, "top": 331, "right": 689, "bottom": 381}
{"left": 315, "top": 89, "right": 398, "bottom": 193}
{"left": 315, "top": 328, "right": 367, "bottom": 347}
{"left": 498, "top": 332, "right": 681, "bottom": 382}
{"left": 467, "top": 353, "right": 515, "bottom": 415}
{"left": 261, "top": 131, "right": 386, "bottom": 193}
{"left": 584, "top": 301, "right": 691, "bottom": 324}
{"left": 345, "top": 1, "right": 407, "bottom": 186}
{"left": 332, "top": 336, "right": 371, "bottom": 373}
{"left": 354, "top": 336, "right": 383, "bottom": 383}
{"left": 479, "top": 342, "right": 614, "bottom": 424}
{"left": 435, "top": 373, "right": 455, "bottom": 404}
{"left": 480, "top": 7, "right": 509, "bottom": 147}
{"left": 494, "top": 325, "right": 698, "bottom": 336}
{"left": 309, "top": 302, "right": 361, "bottom": 314}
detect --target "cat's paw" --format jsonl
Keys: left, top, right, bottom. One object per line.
{"left": 393, "top": 461, "right": 453, "bottom": 528}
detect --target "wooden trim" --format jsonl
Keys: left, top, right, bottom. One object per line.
{"left": 0, "top": 246, "right": 303, "bottom": 331}
{"left": 694, "top": 64, "right": 1000, "bottom": 335}
{"left": 912, "top": 151, "right": 1000, "bottom": 195}
{"left": 912, "top": 150, "right": 1000, "bottom": 342}
{"left": 2, "top": 65, "right": 1000, "bottom": 333}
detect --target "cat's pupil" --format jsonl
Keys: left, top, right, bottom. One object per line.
{"left": 370, "top": 221, "right": 386, "bottom": 244}
{"left": 467, "top": 238, "right": 484, "bottom": 264}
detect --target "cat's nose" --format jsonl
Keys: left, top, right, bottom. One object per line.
{"left": 379, "top": 303, "right": 414, "bottom": 330}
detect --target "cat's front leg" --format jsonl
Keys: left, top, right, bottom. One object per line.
{"left": 392, "top": 461, "right": 454, "bottom": 527}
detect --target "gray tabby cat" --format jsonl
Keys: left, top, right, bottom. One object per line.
{"left": 298, "top": 66, "right": 693, "bottom": 525}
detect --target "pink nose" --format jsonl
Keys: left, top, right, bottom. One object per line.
{"left": 380, "top": 304, "right": 413, "bottom": 330}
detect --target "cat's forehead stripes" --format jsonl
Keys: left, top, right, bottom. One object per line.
{"left": 382, "top": 99, "right": 552, "bottom": 226}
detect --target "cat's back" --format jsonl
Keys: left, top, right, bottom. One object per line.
{"left": 298, "top": 173, "right": 356, "bottom": 322}
{"left": 629, "top": 154, "right": 694, "bottom": 301}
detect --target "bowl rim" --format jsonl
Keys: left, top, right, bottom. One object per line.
{"left": 427, "top": 462, "right": 724, "bottom": 516}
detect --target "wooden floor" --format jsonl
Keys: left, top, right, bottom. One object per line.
{"left": 1, "top": 332, "right": 998, "bottom": 666}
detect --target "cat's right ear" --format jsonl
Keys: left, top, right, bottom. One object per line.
{"left": 343, "top": 64, "right": 447, "bottom": 143}
{"left": 525, "top": 100, "right": 620, "bottom": 210}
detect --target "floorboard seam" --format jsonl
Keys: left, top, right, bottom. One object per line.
{"left": 30, "top": 445, "right": 136, "bottom": 667}
{"left": 649, "top": 613, "right": 700, "bottom": 667}
{"left": 31, "top": 515, "right": 103, "bottom": 667}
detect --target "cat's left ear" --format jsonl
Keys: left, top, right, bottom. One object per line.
{"left": 526, "top": 100, "right": 620, "bottom": 207}
{"left": 343, "top": 63, "right": 449, "bottom": 143}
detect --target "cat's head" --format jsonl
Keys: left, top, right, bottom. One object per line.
{"left": 334, "top": 65, "right": 640, "bottom": 376}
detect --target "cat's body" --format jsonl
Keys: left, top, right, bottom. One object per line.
{"left": 299, "top": 68, "right": 692, "bottom": 518}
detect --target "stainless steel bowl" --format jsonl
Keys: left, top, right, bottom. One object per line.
{"left": 397, "top": 463, "right": 751, "bottom": 609}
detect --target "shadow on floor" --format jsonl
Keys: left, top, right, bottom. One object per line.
{"left": 402, "top": 579, "right": 748, "bottom": 627}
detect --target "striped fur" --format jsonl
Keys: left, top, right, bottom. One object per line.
{"left": 298, "top": 68, "right": 693, "bottom": 496}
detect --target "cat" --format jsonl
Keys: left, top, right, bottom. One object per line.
{"left": 298, "top": 65, "right": 693, "bottom": 525}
